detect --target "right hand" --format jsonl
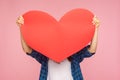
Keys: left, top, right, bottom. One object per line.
{"left": 16, "top": 16, "right": 24, "bottom": 27}
{"left": 92, "top": 15, "right": 100, "bottom": 28}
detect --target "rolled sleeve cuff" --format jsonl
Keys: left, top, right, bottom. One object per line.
{"left": 84, "top": 45, "right": 95, "bottom": 58}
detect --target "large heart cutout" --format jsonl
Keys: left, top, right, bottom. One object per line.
{"left": 21, "top": 8, "right": 95, "bottom": 62}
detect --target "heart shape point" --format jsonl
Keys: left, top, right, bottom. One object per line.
{"left": 21, "top": 8, "right": 95, "bottom": 62}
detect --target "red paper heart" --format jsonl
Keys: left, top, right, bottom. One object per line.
{"left": 21, "top": 8, "right": 95, "bottom": 62}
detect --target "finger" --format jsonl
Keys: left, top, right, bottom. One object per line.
{"left": 16, "top": 19, "right": 24, "bottom": 25}
{"left": 93, "top": 15, "right": 97, "bottom": 20}
{"left": 17, "top": 16, "right": 21, "bottom": 20}
{"left": 17, "top": 16, "right": 24, "bottom": 21}
{"left": 20, "top": 16, "right": 24, "bottom": 20}
{"left": 95, "top": 19, "right": 100, "bottom": 24}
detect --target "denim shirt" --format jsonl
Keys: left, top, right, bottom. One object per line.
{"left": 27, "top": 45, "right": 95, "bottom": 80}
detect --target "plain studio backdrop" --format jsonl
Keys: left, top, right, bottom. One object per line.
{"left": 0, "top": 0, "right": 120, "bottom": 80}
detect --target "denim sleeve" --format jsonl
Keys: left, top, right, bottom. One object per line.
{"left": 26, "top": 49, "right": 48, "bottom": 64}
{"left": 73, "top": 45, "right": 95, "bottom": 63}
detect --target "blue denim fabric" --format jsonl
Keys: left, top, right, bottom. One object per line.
{"left": 27, "top": 45, "right": 95, "bottom": 80}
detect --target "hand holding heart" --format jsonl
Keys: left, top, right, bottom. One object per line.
{"left": 19, "top": 8, "right": 95, "bottom": 62}
{"left": 16, "top": 16, "right": 24, "bottom": 27}
{"left": 92, "top": 16, "right": 100, "bottom": 28}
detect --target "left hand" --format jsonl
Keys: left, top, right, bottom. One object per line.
{"left": 16, "top": 16, "right": 24, "bottom": 27}
{"left": 92, "top": 15, "right": 100, "bottom": 28}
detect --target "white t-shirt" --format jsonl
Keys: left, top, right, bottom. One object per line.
{"left": 47, "top": 59, "right": 73, "bottom": 80}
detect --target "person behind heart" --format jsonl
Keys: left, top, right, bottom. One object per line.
{"left": 16, "top": 15, "right": 100, "bottom": 80}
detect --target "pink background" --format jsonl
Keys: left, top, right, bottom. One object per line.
{"left": 0, "top": 0, "right": 120, "bottom": 80}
